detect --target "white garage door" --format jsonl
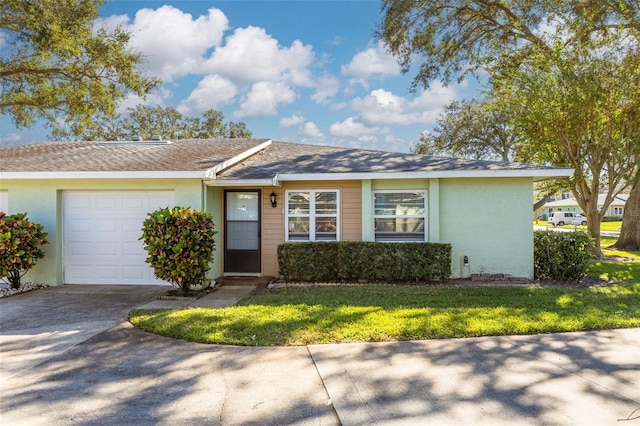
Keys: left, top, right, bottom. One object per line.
{"left": 63, "top": 191, "right": 174, "bottom": 285}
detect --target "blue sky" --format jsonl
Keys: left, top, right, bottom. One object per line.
{"left": 1, "top": 0, "right": 481, "bottom": 152}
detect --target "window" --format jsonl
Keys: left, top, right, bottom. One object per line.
{"left": 286, "top": 190, "right": 339, "bottom": 241}
{"left": 614, "top": 207, "right": 623, "bottom": 215}
{"left": 373, "top": 191, "right": 427, "bottom": 242}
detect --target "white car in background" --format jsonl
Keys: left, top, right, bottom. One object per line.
{"left": 548, "top": 211, "right": 586, "bottom": 226}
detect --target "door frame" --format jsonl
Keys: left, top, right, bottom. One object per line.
{"left": 223, "top": 189, "right": 262, "bottom": 275}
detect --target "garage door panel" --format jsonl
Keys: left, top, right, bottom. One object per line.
{"left": 96, "top": 219, "right": 118, "bottom": 233}
{"left": 96, "top": 242, "right": 118, "bottom": 256}
{"left": 69, "top": 218, "right": 93, "bottom": 232}
{"left": 95, "top": 195, "right": 119, "bottom": 210}
{"left": 69, "top": 242, "right": 92, "bottom": 255}
{"left": 123, "top": 241, "right": 144, "bottom": 256}
{"left": 123, "top": 266, "right": 145, "bottom": 280}
{"left": 122, "top": 217, "right": 144, "bottom": 232}
{"left": 122, "top": 195, "right": 145, "bottom": 210}
{"left": 64, "top": 191, "right": 174, "bottom": 285}
{"left": 97, "top": 266, "right": 118, "bottom": 280}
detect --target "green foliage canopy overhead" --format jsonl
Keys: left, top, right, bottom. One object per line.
{"left": 49, "top": 106, "right": 253, "bottom": 141}
{"left": 0, "top": 0, "right": 159, "bottom": 132}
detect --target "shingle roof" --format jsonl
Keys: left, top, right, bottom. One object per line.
{"left": 0, "top": 139, "right": 569, "bottom": 181}
{"left": 0, "top": 139, "right": 269, "bottom": 172}
{"left": 544, "top": 193, "right": 629, "bottom": 207}
{"left": 216, "top": 141, "right": 561, "bottom": 179}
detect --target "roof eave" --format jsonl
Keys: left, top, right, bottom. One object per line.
{"left": 203, "top": 179, "right": 278, "bottom": 187}
{"left": 274, "top": 169, "right": 574, "bottom": 183}
{"left": 205, "top": 139, "right": 273, "bottom": 179}
{"left": 0, "top": 171, "right": 206, "bottom": 180}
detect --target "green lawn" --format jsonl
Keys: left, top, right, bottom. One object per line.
{"left": 534, "top": 220, "right": 622, "bottom": 231}
{"left": 131, "top": 233, "right": 640, "bottom": 346}
{"left": 130, "top": 283, "right": 640, "bottom": 346}
{"left": 588, "top": 236, "right": 640, "bottom": 283}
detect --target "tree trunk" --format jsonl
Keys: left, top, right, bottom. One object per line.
{"left": 612, "top": 178, "right": 640, "bottom": 251}
{"left": 533, "top": 195, "right": 551, "bottom": 211}
{"left": 584, "top": 208, "right": 602, "bottom": 256}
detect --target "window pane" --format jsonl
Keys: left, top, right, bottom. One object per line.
{"left": 315, "top": 217, "right": 337, "bottom": 240}
{"left": 315, "top": 192, "right": 337, "bottom": 214}
{"left": 374, "top": 192, "right": 424, "bottom": 216}
{"left": 288, "top": 217, "right": 309, "bottom": 241}
{"left": 375, "top": 218, "right": 424, "bottom": 233}
{"left": 288, "top": 192, "right": 309, "bottom": 214}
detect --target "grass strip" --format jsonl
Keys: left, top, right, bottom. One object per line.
{"left": 130, "top": 284, "right": 640, "bottom": 346}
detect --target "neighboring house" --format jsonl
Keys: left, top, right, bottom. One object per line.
{"left": 542, "top": 194, "right": 628, "bottom": 218}
{"left": 0, "top": 138, "right": 572, "bottom": 285}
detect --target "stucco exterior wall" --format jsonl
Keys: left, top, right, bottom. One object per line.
{"left": 0, "top": 179, "right": 204, "bottom": 285}
{"left": 438, "top": 177, "right": 534, "bottom": 279}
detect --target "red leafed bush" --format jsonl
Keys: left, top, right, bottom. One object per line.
{"left": 0, "top": 212, "right": 49, "bottom": 289}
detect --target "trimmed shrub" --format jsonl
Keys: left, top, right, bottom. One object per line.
{"left": 0, "top": 212, "right": 49, "bottom": 289}
{"left": 141, "top": 207, "right": 216, "bottom": 295}
{"left": 534, "top": 230, "right": 593, "bottom": 283}
{"left": 278, "top": 241, "right": 451, "bottom": 283}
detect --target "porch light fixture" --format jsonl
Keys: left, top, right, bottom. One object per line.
{"left": 270, "top": 191, "right": 277, "bottom": 208}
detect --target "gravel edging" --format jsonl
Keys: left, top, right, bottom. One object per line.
{"left": 0, "top": 282, "right": 49, "bottom": 299}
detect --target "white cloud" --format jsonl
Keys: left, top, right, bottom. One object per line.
{"left": 351, "top": 82, "right": 457, "bottom": 126}
{"left": 101, "top": 6, "right": 228, "bottom": 82}
{"left": 341, "top": 41, "right": 401, "bottom": 88}
{"left": 178, "top": 75, "right": 237, "bottom": 115}
{"left": 116, "top": 87, "right": 173, "bottom": 113}
{"left": 234, "top": 82, "right": 296, "bottom": 118}
{"left": 206, "top": 26, "right": 314, "bottom": 85}
{"left": 301, "top": 121, "right": 323, "bottom": 138}
{"left": 311, "top": 74, "right": 340, "bottom": 104}
{"left": 0, "top": 133, "right": 27, "bottom": 147}
{"left": 329, "top": 117, "right": 379, "bottom": 137}
{"left": 279, "top": 114, "right": 305, "bottom": 128}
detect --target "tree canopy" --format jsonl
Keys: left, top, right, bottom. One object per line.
{"left": 0, "top": 0, "right": 159, "bottom": 132}
{"left": 379, "top": 0, "right": 640, "bottom": 255}
{"left": 49, "top": 106, "right": 253, "bottom": 141}
{"left": 412, "top": 97, "right": 521, "bottom": 162}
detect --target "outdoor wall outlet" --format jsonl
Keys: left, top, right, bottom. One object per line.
{"left": 463, "top": 255, "right": 469, "bottom": 265}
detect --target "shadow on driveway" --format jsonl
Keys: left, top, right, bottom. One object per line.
{"left": 1, "top": 285, "right": 638, "bottom": 425}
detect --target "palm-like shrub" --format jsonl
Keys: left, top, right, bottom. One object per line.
{"left": 0, "top": 212, "right": 49, "bottom": 289}
{"left": 141, "top": 207, "right": 216, "bottom": 295}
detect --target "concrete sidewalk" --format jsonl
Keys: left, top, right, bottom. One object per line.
{"left": 310, "top": 328, "right": 640, "bottom": 425}
{"left": 1, "top": 285, "right": 639, "bottom": 425}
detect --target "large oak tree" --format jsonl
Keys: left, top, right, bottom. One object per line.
{"left": 0, "top": 0, "right": 159, "bottom": 133}
{"left": 413, "top": 97, "right": 521, "bottom": 163}
{"left": 50, "top": 106, "right": 253, "bottom": 141}
{"left": 378, "top": 0, "right": 640, "bottom": 255}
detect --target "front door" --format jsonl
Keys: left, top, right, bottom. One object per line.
{"left": 224, "top": 190, "right": 261, "bottom": 274}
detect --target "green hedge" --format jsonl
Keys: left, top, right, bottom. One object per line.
{"left": 277, "top": 241, "right": 451, "bottom": 283}
{"left": 533, "top": 230, "right": 593, "bottom": 283}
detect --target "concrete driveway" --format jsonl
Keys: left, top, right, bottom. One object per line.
{"left": 1, "top": 285, "right": 639, "bottom": 425}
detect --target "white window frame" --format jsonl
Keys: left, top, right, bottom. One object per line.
{"left": 285, "top": 189, "right": 340, "bottom": 242}
{"left": 373, "top": 190, "right": 428, "bottom": 242}
{"left": 614, "top": 207, "right": 623, "bottom": 215}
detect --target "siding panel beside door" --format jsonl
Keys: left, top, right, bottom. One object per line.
{"left": 63, "top": 191, "right": 174, "bottom": 285}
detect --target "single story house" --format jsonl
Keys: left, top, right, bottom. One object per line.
{"left": 0, "top": 138, "right": 572, "bottom": 286}
{"left": 542, "top": 194, "right": 628, "bottom": 218}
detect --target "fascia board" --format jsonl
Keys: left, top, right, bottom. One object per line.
{"left": 205, "top": 139, "right": 273, "bottom": 179}
{"left": 275, "top": 168, "right": 574, "bottom": 182}
{"left": 0, "top": 171, "right": 206, "bottom": 179}
{"left": 203, "top": 179, "right": 276, "bottom": 187}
